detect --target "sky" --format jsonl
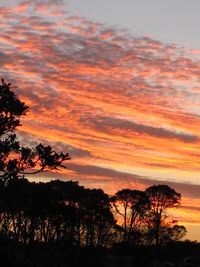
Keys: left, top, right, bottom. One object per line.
{"left": 0, "top": 0, "right": 200, "bottom": 241}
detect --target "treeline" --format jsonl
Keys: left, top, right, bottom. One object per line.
{"left": 0, "top": 178, "right": 186, "bottom": 248}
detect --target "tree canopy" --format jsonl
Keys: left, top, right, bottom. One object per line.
{"left": 145, "top": 185, "right": 182, "bottom": 247}
{"left": 0, "top": 79, "right": 70, "bottom": 181}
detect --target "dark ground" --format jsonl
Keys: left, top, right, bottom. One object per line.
{"left": 1, "top": 239, "right": 200, "bottom": 267}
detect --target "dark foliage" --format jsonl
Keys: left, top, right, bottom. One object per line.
{"left": 145, "top": 185, "right": 182, "bottom": 247}
{"left": 0, "top": 179, "right": 116, "bottom": 248}
{"left": 0, "top": 79, "right": 70, "bottom": 181}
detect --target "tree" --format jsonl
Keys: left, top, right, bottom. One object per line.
{"left": 111, "top": 189, "right": 149, "bottom": 244}
{"left": 145, "top": 184, "right": 181, "bottom": 247}
{"left": 80, "top": 188, "right": 116, "bottom": 247}
{"left": 0, "top": 79, "right": 70, "bottom": 181}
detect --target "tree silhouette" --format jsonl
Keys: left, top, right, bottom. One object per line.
{"left": 0, "top": 79, "right": 70, "bottom": 181}
{"left": 145, "top": 184, "right": 181, "bottom": 247}
{"left": 111, "top": 189, "right": 149, "bottom": 244}
{"left": 80, "top": 188, "right": 116, "bottom": 247}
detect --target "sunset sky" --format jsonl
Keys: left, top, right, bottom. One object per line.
{"left": 0, "top": 0, "right": 200, "bottom": 241}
